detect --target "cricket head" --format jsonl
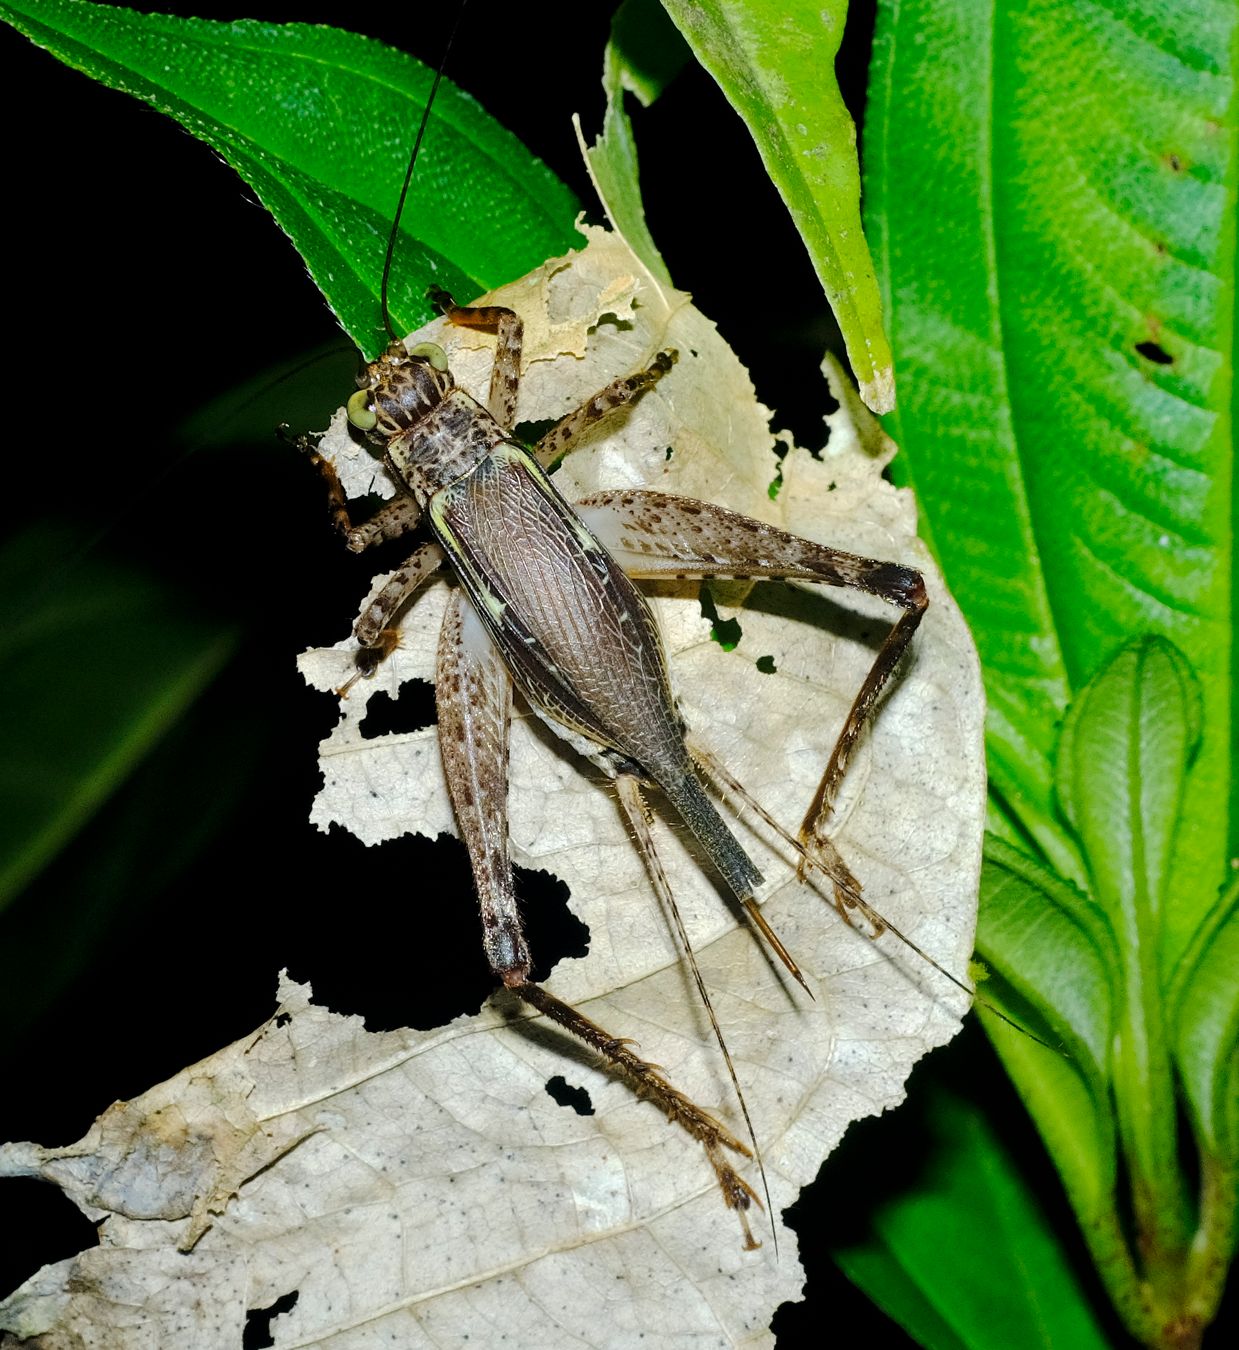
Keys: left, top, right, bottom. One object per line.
{"left": 346, "top": 339, "right": 455, "bottom": 443}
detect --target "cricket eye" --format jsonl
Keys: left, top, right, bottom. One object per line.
{"left": 408, "top": 341, "right": 449, "bottom": 371}
{"left": 346, "top": 388, "right": 377, "bottom": 431}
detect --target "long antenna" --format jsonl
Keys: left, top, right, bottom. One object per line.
{"left": 380, "top": 2, "right": 469, "bottom": 340}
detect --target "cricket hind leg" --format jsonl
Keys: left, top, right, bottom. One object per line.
{"left": 573, "top": 488, "right": 928, "bottom": 922}
{"left": 435, "top": 589, "right": 762, "bottom": 1246}
{"left": 513, "top": 983, "right": 762, "bottom": 1250}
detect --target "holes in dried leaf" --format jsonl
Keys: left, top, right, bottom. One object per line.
{"left": 699, "top": 585, "right": 742, "bottom": 652}
{"left": 522, "top": 868, "right": 590, "bottom": 984}
{"left": 1, "top": 1177, "right": 99, "bottom": 1300}
{"left": 755, "top": 655, "right": 777, "bottom": 675}
{"left": 243, "top": 1290, "right": 299, "bottom": 1349}
{"left": 358, "top": 679, "right": 436, "bottom": 738}
{"left": 515, "top": 417, "right": 555, "bottom": 446}
{"left": 589, "top": 311, "right": 634, "bottom": 335}
{"left": 545, "top": 1074, "right": 595, "bottom": 1116}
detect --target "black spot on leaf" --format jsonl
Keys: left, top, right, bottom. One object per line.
{"left": 1136, "top": 340, "right": 1173, "bottom": 366}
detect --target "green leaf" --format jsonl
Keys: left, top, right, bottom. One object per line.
{"left": 832, "top": 1077, "right": 1113, "bottom": 1350}
{"left": 866, "top": 5, "right": 1237, "bottom": 1337}
{"left": 978, "top": 839, "right": 1116, "bottom": 1089}
{"left": 1, "top": 0, "right": 580, "bottom": 354}
{"left": 1056, "top": 639, "right": 1200, "bottom": 1254}
{"left": 1171, "top": 873, "right": 1239, "bottom": 1157}
{"left": 1056, "top": 639, "right": 1202, "bottom": 976}
{"left": 976, "top": 840, "right": 1118, "bottom": 1223}
{"left": 659, "top": 0, "right": 894, "bottom": 411}
{"left": 1168, "top": 875, "right": 1239, "bottom": 1305}
{"left": 0, "top": 525, "right": 236, "bottom": 909}
{"left": 582, "top": 0, "right": 685, "bottom": 284}
{"left": 864, "top": 0, "right": 1236, "bottom": 919}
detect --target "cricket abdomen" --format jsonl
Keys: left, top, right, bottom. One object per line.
{"left": 658, "top": 764, "right": 764, "bottom": 902}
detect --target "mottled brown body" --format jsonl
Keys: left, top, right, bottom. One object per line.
{"left": 304, "top": 297, "right": 928, "bottom": 1246}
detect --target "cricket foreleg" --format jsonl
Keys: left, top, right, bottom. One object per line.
{"left": 430, "top": 288, "right": 522, "bottom": 431}
{"left": 574, "top": 489, "right": 927, "bottom": 909}
{"left": 289, "top": 425, "right": 424, "bottom": 550}
{"left": 336, "top": 495, "right": 425, "bottom": 553}
{"left": 436, "top": 594, "right": 761, "bottom": 1244}
{"left": 339, "top": 538, "right": 447, "bottom": 691}
{"left": 532, "top": 350, "right": 678, "bottom": 469}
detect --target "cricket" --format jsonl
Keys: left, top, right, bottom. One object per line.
{"left": 2, "top": 4, "right": 985, "bottom": 1310}
{"left": 290, "top": 19, "right": 976, "bottom": 1251}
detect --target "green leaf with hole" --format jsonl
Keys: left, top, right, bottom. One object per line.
{"left": 866, "top": 2, "right": 1237, "bottom": 1342}
{"left": 865, "top": 0, "right": 1235, "bottom": 910}
{"left": 0, "top": 0, "right": 579, "bottom": 355}
{"left": 659, "top": 0, "right": 893, "bottom": 411}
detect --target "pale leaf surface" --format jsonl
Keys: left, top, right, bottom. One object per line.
{"left": 0, "top": 230, "right": 983, "bottom": 1348}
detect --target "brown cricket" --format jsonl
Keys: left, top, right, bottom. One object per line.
{"left": 299, "top": 286, "right": 929, "bottom": 1248}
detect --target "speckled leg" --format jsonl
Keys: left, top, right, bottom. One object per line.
{"left": 532, "top": 350, "right": 677, "bottom": 469}
{"left": 431, "top": 288, "right": 522, "bottom": 431}
{"left": 292, "top": 428, "right": 424, "bottom": 549}
{"left": 436, "top": 589, "right": 529, "bottom": 976}
{"left": 511, "top": 982, "right": 761, "bottom": 1250}
{"left": 573, "top": 488, "right": 928, "bottom": 916}
{"left": 345, "top": 538, "right": 447, "bottom": 684}
{"left": 436, "top": 590, "right": 760, "bottom": 1244}
{"left": 294, "top": 430, "right": 440, "bottom": 687}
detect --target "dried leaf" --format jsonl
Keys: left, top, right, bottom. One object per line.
{"left": 0, "top": 229, "right": 984, "bottom": 1347}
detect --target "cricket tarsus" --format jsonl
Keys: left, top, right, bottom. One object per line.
{"left": 693, "top": 741, "right": 1055, "bottom": 1048}
{"left": 512, "top": 980, "right": 762, "bottom": 1251}
{"left": 308, "top": 279, "right": 946, "bottom": 1238}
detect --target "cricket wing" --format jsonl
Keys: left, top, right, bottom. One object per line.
{"left": 429, "top": 443, "right": 685, "bottom": 770}
{"left": 427, "top": 444, "right": 763, "bottom": 901}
